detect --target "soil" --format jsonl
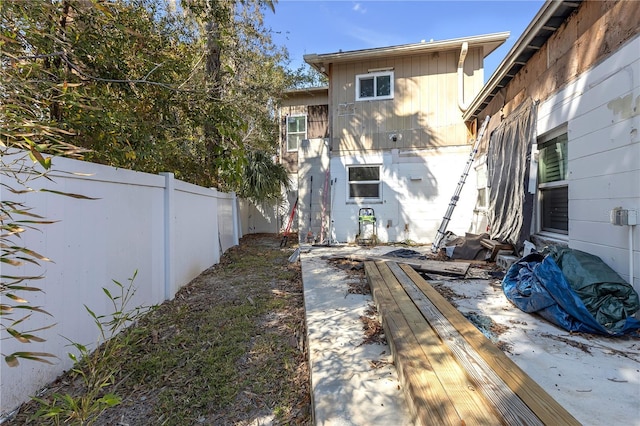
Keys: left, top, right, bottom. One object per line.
{"left": 7, "top": 234, "right": 311, "bottom": 426}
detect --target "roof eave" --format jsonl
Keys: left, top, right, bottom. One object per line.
{"left": 463, "top": 0, "right": 583, "bottom": 122}
{"left": 304, "top": 32, "right": 510, "bottom": 75}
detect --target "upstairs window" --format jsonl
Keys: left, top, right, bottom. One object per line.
{"left": 538, "top": 130, "right": 568, "bottom": 234}
{"left": 348, "top": 165, "right": 381, "bottom": 200}
{"left": 356, "top": 71, "right": 394, "bottom": 101}
{"left": 287, "top": 115, "right": 306, "bottom": 152}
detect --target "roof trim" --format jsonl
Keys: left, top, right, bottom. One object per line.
{"left": 284, "top": 86, "right": 329, "bottom": 96}
{"left": 304, "top": 32, "right": 510, "bottom": 75}
{"left": 462, "top": 0, "right": 582, "bottom": 122}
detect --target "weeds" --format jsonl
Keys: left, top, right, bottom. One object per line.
{"left": 32, "top": 272, "right": 150, "bottom": 425}
{"left": 11, "top": 235, "right": 309, "bottom": 425}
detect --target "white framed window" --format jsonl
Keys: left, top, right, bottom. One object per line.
{"left": 537, "top": 128, "right": 568, "bottom": 235}
{"left": 347, "top": 165, "right": 381, "bottom": 200}
{"left": 475, "top": 154, "right": 488, "bottom": 211}
{"left": 355, "top": 71, "right": 394, "bottom": 101}
{"left": 286, "top": 115, "right": 306, "bottom": 152}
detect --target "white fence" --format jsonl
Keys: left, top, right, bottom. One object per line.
{"left": 0, "top": 153, "right": 242, "bottom": 414}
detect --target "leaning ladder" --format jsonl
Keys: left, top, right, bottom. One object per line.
{"left": 431, "top": 115, "right": 490, "bottom": 253}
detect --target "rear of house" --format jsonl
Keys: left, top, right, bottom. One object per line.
{"left": 281, "top": 33, "right": 509, "bottom": 244}
{"left": 276, "top": 1, "right": 638, "bottom": 299}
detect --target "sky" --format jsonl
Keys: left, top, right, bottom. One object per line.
{"left": 264, "top": 0, "right": 546, "bottom": 82}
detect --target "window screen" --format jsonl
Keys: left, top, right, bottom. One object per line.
{"left": 348, "top": 166, "right": 381, "bottom": 199}
{"left": 538, "top": 131, "right": 568, "bottom": 234}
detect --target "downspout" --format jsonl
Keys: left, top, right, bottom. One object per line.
{"left": 458, "top": 42, "right": 470, "bottom": 112}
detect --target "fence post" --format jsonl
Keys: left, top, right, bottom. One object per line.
{"left": 160, "top": 172, "right": 175, "bottom": 301}
{"left": 231, "top": 191, "right": 240, "bottom": 246}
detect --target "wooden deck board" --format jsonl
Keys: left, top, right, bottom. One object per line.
{"left": 397, "top": 263, "right": 581, "bottom": 426}
{"left": 365, "top": 262, "right": 460, "bottom": 426}
{"left": 388, "top": 262, "right": 542, "bottom": 425}
{"left": 335, "top": 254, "right": 470, "bottom": 276}
{"left": 375, "top": 262, "right": 503, "bottom": 426}
{"left": 364, "top": 260, "right": 581, "bottom": 426}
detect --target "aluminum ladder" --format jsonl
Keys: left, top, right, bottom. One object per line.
{"left": 431, "top": 115, "right": 490, "bottom": 253}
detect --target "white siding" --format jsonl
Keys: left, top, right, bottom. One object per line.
{"left": 537, "top": 35, "right": 640, "bottom": 293}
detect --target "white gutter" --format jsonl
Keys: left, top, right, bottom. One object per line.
{"left": 458, "top": 42, "right": 470, "bottom": 112}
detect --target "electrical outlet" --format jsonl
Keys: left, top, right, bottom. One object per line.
{"left": 610, "top": 208, "right": 637, "bottom": 226}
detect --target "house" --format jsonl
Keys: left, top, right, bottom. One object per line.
{"left": 278, "top": 1, "right": 638, "bottom": 296}
{"left": 280, "top": 32, "right": 510, "bottom": 244}
{"left": 461, "top": 0, "right": 640, "bottom": 295}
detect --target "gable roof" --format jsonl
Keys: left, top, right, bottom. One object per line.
{"left": 304, "top": 32, "right": 510, "bottom": 75}
{"left": 463, "top": 0, "right": 582, "bottom": 121}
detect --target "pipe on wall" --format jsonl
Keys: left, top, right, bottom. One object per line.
{"left": 458, "top": 41, "right": 470, "bottom": 112}
{"left": 630, "top": 225, "right": 635, "bottom": 289}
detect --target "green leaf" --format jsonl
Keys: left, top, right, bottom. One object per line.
{"left": 98, "top": 393, "right": 122, "bottom": 407}
{"left": 5, "top": 351, "right": 57, "bottom": 366}
{"left": 102, "top": 287, "right": 113, "bottom": 300}
{"left": 38, "top": 189, "right": 99, "bottom": 200}
{"left": 5, "top": 293, "right": 28, "bottom": 303}
{"left": 4, "top": 354, "right": 19, "bottom": 367}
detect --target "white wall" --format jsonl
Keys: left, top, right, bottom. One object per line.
{"left": 0, "top": 154, "right": 240, "bottom": 414}
{"left": 238, "top": 199, "right": 279, "bottom": 235}
{"left": 329, "top": 146, "right": 478, "bottom": 244}
{"left": 536, "top": 35, "right": 640, "bottom": 294}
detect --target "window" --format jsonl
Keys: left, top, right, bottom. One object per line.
{"left": 348, "top": 165, "right": 381, "bottom": 200}
{"left": 356, "top": 71, "right": 394, "bottom": 101}
{"left": 475, "top": 156, "right": 488, "bottom": 210}
{"left": 537, "top": 130, "right": 568, "bottom": 234}
{"left": 287, "top": 115, "right": 306, "bottom": 152}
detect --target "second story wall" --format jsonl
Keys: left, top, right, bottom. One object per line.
{"left": 279, "top": 89, "right": 329, "bottom": 174}
{"left": 330, "top": 46, "right": 483, "bottom": 154}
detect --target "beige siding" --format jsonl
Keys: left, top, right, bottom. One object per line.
{"left": 280, "top": 93, "right": 330, "bottom": 174}
{"left": 281, "top": 91, "right": 328, "bottom": 107}
{"left": 332, "top": 47, "right": 482, "bottom": 154}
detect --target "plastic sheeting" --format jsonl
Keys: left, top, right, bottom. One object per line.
{"left": 503, "top": 250, "right": 640, "bottom": 336}
{"left": 487, "top": 99, "right": 537, "bottom": 248}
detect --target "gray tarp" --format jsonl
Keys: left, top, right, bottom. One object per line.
{"left": 487, "top": 99, "right": 537, "bottom": 248}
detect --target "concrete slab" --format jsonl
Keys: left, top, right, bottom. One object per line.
{"left": 435, "top": 277, "right": 640, "bottom": 426}
{"left": 301, "top": 243, "right": 640, "bottom": 426}
{"left": 300, "top": 244, "right": 413, "bottom": 426}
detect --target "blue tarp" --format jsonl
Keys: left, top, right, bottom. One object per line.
{"left": 502, "top": 250, "right": 640, "bottom": 336}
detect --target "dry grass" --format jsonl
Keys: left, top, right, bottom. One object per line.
{"left": 8, "top": 234, "right": 310, "bottom": 426}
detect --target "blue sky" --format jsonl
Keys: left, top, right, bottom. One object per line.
{"left": 265, "top": 0, "right": 545, "bottom": 81}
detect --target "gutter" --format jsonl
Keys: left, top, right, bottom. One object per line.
{"left": 458, "top": 42, "right": 470, "bottom": 112}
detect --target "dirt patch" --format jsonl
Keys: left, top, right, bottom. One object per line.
{"left": 8, "top": 234, "right": 311, "bottom": 426}
{"left": 359, "top": 305, "right": 386, "bottom": 346}
{"left": 327, "top": 258, "right": 370, "bottom": 295}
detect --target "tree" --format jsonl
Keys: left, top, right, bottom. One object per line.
{"left": 1, "top": 0, "right": 294, "bottom": 365}
{"left": 286, "top": 63, "right": 328, "bottom": 90}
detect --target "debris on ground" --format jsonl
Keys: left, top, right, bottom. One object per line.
{"left": 359, "top": 305, "right": 386, "bottom": 346}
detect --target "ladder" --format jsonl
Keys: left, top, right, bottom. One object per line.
{"left": 431, "top": 115, "right": 490, "bottom": 253}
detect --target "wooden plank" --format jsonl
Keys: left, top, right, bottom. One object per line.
{"left": 365, "top": 262, "right": 460, "bottom": 426}
{"left": 375, "top": 262, "right": 503, "bottom": 426}
{"left": 335, "top": 254, "right": 470, "bottom": 276}
{"left": 388, "top": 262, "right": 542, "bottom": 426}
{"left": 398, "top": 263, "right": 581, "bottom": 426}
